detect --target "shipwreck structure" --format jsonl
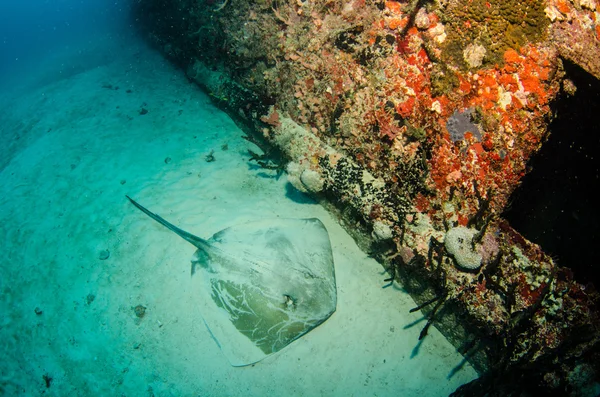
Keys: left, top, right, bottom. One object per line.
{"left": 132, "top": 1, "right": 600, "bottom": 395}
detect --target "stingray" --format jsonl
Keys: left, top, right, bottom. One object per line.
{"left": 126, "top": 196, "right": 336, "bottom": 366}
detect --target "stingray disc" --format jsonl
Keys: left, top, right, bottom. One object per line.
{"left": 126, "top": 196, "right": 336, "bottom": 366}
{"left": 193, "top": 218, "right": 336, "bottom": 366}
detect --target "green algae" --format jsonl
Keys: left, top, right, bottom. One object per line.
{"left": 441, "top": 0, "right": 548, "bottom": 69}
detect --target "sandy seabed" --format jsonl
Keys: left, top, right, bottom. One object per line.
{"left": 0, "top": 35, "right": 477, "bottom": 396}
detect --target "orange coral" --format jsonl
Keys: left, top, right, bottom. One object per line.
{"left": 385, "top": 1, "right": 403, "bottom": 14}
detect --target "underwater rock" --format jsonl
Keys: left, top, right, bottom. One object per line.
{"left": 372, "top": 221, "right": 393, "bottom": 241}
{"left": 205, "top": 150, "right": 215, "bottom": 162}
{"left": 42, "top": 374, "right": 52, "bottom": 388}
{"left": 286, "top": 162, "right": 324, "bottom": 193}
{"left": 98, "top": 249, "right": 110, "bottom": 260}
{"left": 134, "top": 305, "right": 146, "bottom": 318}
{"left": 299, "top": 169, "right": 324, "bottom": 193}
{"left": 286, "top": 162, "right": 307, "bottom": 193}
{"left": 444, "top": 227, "right": 482, "bottom": 270}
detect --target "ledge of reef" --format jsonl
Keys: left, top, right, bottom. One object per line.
{"left": 133, "top": 0, "right": 600, "bottom": 394}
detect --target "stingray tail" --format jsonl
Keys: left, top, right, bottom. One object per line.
{"left": 126, "top": 195, "right": 210, "bottom": 250}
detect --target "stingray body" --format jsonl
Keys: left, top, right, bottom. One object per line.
{"left": 126, "top": 196, "right": 337, "bottom": 366}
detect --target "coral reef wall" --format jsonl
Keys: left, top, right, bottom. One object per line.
{"left": 133, "top": 0, "right": 600, "bottom": 394}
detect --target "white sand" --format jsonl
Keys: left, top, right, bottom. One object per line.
{"left": 0, "top": 36, "right": 477, "bottom": 396}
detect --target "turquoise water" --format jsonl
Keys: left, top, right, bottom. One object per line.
{"left": 0, "top": 2, "right": 477, "bottom": 395}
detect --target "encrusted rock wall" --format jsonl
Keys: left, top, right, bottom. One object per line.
{"left": 133, "top": 0, "right": 600, "bottom": 394}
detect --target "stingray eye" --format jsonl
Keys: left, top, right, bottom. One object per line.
{"left": 283, "top": 294, "right": 296, "bottom": 309}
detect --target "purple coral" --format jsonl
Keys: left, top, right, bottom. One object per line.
{"left": 446, "top": 108, "right": 482, "bottom": 142}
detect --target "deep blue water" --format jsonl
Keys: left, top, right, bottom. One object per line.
{"left": 0, "top": 0, "right": 132, "bottom": 90}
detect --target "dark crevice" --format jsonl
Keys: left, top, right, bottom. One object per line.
{"left": 503, "top": 60, "right": 600, "bottom": 287}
